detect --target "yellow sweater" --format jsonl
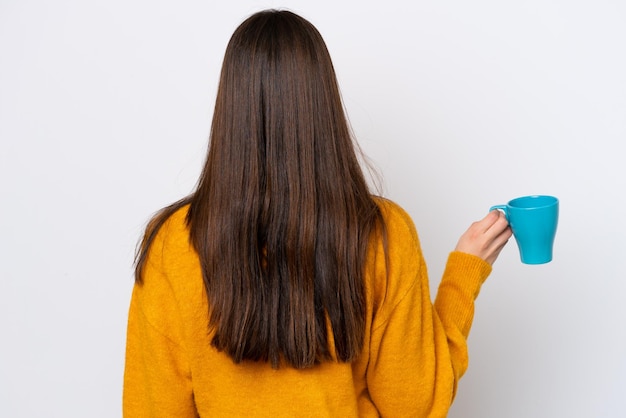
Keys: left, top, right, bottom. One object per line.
{"left": 123, "top": 199, "right": 492, "bottom": 417}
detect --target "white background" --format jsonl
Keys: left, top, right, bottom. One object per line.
{"left": 1, "top": 0, "right": 625, "bottom": 416}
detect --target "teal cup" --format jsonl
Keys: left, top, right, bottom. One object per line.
{"left": 490, "top": 195, "right": 559, "bottom": 264}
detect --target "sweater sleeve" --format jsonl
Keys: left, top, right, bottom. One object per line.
{"left": 434, "top": 251, "right": 492, "bottom": 395}
{"left": 123, "top": 225, "right": 199, "bottom": 418}
{"left": 364, "top": 202, "right": 491, "bottom": 417}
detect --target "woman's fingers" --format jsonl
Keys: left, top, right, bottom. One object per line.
{"left": 455, "top": 211, "right": 513, "bottom": 265}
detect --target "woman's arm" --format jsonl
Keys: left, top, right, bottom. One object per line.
{"left": 363, "top": 204, "right": 510, "bottom": 417}
{"left": 123, "top": 231, "right": 198, "bottom": 418}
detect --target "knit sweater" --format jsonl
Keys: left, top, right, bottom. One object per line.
{"left": 123, "top": 198, "right": 492, "bottom": 417}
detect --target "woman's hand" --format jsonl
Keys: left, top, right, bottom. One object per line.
{"left": 455, "top": 210, "right": 513, "bottom": 265}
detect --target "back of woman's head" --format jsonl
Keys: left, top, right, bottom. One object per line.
{"left": 137, "top": 10, "right": 384, "bottom": 369}
{"left": 205, "top": 9, "right": 355, "bottom": 201}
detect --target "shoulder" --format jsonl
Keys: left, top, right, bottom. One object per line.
{"left": 363, "top": 198, "right": 429, "bottom": 333}
{"left": 132, "top": 203, "right": 198, "bottom": 343}
{"left": 372, "top": 196, "right": 421, "bottom": 249}
{"left": 140, "top": 202, "right": 198, "bottom": 287}
{"left": 136, "top": 201, "right": 202, "bottom": 299}
{"left": 149, "top": 203, "right": 193, "bottom": 257}
{"left": 372, "top": 196, "right": 415, "bottom": 227}
{"left": 158, "top": 203, "right": 191, "bottom": 238}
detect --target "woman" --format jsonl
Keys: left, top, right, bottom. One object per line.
{"left": 123, "top": 9, "right": 511, "bottom": 417}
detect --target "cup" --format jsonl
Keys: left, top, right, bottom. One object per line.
{"left": 490, "top": 195, "right": 559, "bottom": 264}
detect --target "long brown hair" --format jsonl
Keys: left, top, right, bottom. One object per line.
{"left": 135, "top": 9, "right": 384, "bottom": 369}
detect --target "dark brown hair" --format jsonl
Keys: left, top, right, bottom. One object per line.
{"left": 135, "top": 9, "right": 384, "bottom": 369}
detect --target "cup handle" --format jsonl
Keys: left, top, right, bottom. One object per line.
{"left": 490, "top": 205, "right": 508, "bottom": 220}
